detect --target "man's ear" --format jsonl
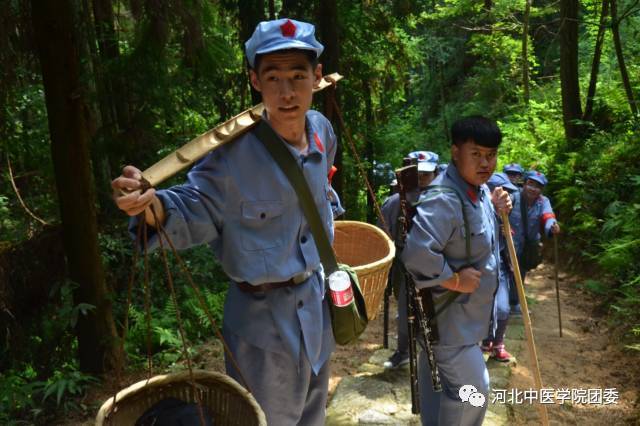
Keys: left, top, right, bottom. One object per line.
{"left": 249, "top": 69, "right": 261, "bottom": 92}
{"left": 451, "top": 143, "right": 460, "bottom": 164}
{"left": 313, "top": 63, "right": 323, "bottom": 88}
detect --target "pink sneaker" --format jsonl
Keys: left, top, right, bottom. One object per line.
{"left": 491, "top": 344, "right": 512, "bottom": 362}
{"left": 480, "top": 341, "right": 493, "bottom": 353}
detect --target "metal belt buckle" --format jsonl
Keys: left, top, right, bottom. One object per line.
{"left": 293, "top": 270, "right": 313, "bottom": 285}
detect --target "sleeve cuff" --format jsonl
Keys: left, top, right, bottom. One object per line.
{"left": 411, "top": 262, "right": 454, "bottom": 290}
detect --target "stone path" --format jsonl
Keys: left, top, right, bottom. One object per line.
{"left": 326, "top": 319, "right": 526, "bottom": 425}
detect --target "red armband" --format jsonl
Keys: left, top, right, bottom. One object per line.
{"left": 541, "top": 212, "right": 556, "bottom": 224}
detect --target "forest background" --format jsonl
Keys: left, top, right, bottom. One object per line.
{"left": 1, "top": 0, "right": 639, "bottom": 423}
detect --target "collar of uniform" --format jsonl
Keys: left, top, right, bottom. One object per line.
{"left": 261, "top": 111, "right": 323, "bottom": 158}
{"left": 445, "top": 162, "right": 482, "bottom": 206}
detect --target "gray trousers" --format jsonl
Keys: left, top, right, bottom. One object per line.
{"left": 224, "top": 330, "right": 329, "bottom": 426}
{"left": 418, "top": 344, "right": 489, "bottom": 426}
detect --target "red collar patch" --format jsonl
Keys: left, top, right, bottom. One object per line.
{"left": 280, "top": 20, "right": 297, "bottom": 37}
{"left": 314, "top": 132, "right": 324, "bottom": 153}
{"left": 466, "top": 186, "right": 478, "bottom": 204}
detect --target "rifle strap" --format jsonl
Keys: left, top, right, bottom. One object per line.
{"left": 254, "top": 120, "right": 339, "bottom": 276}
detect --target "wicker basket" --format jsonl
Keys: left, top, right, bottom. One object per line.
{"left": 95, "top": 370, "right": 266, "bottom": 426}
{"left": 332, "top": 220, "right": 395, "bottom": 321}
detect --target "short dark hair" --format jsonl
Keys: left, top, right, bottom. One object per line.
{"left": 451, "top": 116, "right": 502, "bottom": 148}
{"left": 252, "top": 49, "right": 318, "bottom": 72}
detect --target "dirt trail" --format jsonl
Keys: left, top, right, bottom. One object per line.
{"left": 507, "top": 263, "right": 639, "bottom": 425}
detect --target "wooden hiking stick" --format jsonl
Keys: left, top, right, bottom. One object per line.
{"left": 554, "top": 234, "right": 563, "bottom": 337}
{"left": 500, "top": 211, "right": 550, "bottom": 426}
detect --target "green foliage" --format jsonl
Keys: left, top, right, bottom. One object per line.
{"left": 1, "top": 359, "right": 98, "bottom": 424}
{"left": 40, "top": 366, "right": 99, "bottom": 413}
{"left": 3, "top": 0, "right": 640, "bottom": 422}
{"left": 577, "top": 279, "right": 609, "bottom": 296}
{"left": 105, "top": 241, "right": 228, "bottom": 368}
{"left": 551, "top": 120, "right": 640, "bottom": 347}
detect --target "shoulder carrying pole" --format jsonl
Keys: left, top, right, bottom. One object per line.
{"left": 138, "top": 73, "right": 343, "bottom": 189}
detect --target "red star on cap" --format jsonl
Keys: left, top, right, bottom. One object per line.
{"left": 280, "top": 19, "right": 296, "bottom": 37}
{"left": 536, "top": 171, "right": 541, "bottom": 176}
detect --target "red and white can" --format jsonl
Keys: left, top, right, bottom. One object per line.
{"left": 328, "top": 270, "right": 353, "bottom": 307}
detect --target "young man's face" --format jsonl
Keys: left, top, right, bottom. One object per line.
{"left": 452, "top": 141, "right": 498, "bottom": 186}
{"left": 506, "top": 171, "right": 522, "bottom": 185}
{"left": 249, "top": 51, "right": 322, "bottom": 127}
{"left": 418, "top": 171, "right": 435, "bottom": 189}
{"left": 523, "top": 179, "right": 544, "bottom": 202}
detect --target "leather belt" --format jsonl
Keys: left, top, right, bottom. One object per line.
{"left": 237, "top": 270, "right": 314, "bottom": 293}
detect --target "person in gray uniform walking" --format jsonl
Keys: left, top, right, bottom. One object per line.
{"left": 112, "top": 18, "right": 340, "bottom": 425}
{"left": 402, "top": 116, "right": 512, "bottom": 426}
{"left": 509, "top": 170, "right": 560, "bottom": 316}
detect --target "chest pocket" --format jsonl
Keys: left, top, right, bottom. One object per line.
{"left": 463, "top": 220, "right": 491, "bottom": 256}
{"left": 461, "top": 218, "right": 487, "bottom": 239}
{"left": 240, "top": 201, "right": 285, "bottom": 251}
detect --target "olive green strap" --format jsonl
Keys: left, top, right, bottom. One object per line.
{"left": 254, "top": 121, "right": 339, "bottom": 275}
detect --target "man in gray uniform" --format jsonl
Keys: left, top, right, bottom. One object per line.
{"left": 481, "top": 172, "right": 520, "bottom": 362}
{"left": 379, "top": 151, "right": 439, "bottom": 369}
{"left": 503, "top": 163, "right": 524, "bottom": 187}
{"left": 509, "top": 171, "right": 560, "bottom": 315}
{"left": 402, "top": 116, "right": 511, "bottom": 426}
{"left": 112, "top": 18, "right": 338, "bottom": 425}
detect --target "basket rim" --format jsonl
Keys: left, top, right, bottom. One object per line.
{"left": 334, "top": 220, "right": 396, "bottom": 271}
{"left": 95, "top": 370, "right": 266, "bottom": 425}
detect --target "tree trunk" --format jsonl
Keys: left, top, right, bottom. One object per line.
{"left": 80, "top": 0, "right": 116, "bottom": 215}
{"left": 522, "top": 0, "right": 532, "bottom": 105}
{"left": 280, "top": 0, "right": 314, "bottom": 21}
{"left": 610, "top": 0, "right": 638, "bottom": 116}
{"left": 318, "top": 0, "right": 343, "bottom": 197}
{"left": 559, "top": 0, "right": 584, "bottom": 144}
{"left": 268, "top": 0, "right": 275, "bottom": 19}
{"left": 238, "top": 0, "right": 265, "bottom": 104}
{"left": 583, "top": 0, "right": 609, "bottom": 121}
{"left": 31, "top": 0, "right": 121, "bottom": 375}
{"left": 92, "top": 0, "right": 130, "bottom": 131}
{"left": 438, "top": 62, "right": 450, "bottom": 144}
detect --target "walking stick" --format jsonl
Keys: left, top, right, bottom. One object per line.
{"left": 500, "top": 211, "right": 550, "bottom": 426}
{"left": 553, "top": 233, "right": 563, "bottom": 337}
